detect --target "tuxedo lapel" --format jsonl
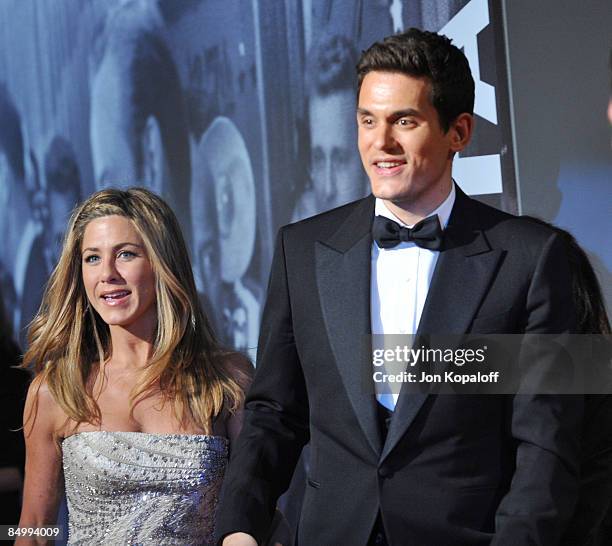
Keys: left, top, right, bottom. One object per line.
{"left": 381, "top": 188, "right": 504, "bottom": 462}
{"left": 416, "top": 198, "right": 503, "bottom": 337}
{"left": 315, "top": 196, "right": 383, "bottom": 456}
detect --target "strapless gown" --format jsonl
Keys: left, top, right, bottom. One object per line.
{"left": 62, "top": 431, "right": 228, "bottom": 545}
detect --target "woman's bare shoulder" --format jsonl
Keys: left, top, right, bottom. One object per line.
{"left": 25, "top": 374, "right": 55, "bottom": 410}
{"left": 24, "top": 374, "right": 66, "bottom": 437}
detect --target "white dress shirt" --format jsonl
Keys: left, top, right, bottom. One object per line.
{"left": 371, "top": 184, "right": 456, "bottom": 410}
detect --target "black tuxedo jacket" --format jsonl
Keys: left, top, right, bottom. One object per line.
{"left": 216, "top": 187, "right": 582, "bottom": 545}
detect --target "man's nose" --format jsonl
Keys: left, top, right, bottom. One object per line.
{"left": 373, "top": 123, "right": 397, "bottom": 151}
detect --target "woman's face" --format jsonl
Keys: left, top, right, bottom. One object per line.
{"left": 81, "top": 215, "right": 157, "bottom": 334}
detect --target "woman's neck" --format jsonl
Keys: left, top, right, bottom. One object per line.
{"left": 107, "top": 322, "right": 155, "bottom": 370}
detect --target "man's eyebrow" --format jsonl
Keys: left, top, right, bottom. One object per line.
{"left": 356, "top": 107, "right": 422, "bottom": 118}
{"left": 82, "top": 242, "right": 143, "bottom": 253}
{"left": 389, "top": 108, "right": 421, "bottom": 118}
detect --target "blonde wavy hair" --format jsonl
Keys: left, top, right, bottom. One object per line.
{"left": 23, "top": 187, "right": 243, "bottom": 433}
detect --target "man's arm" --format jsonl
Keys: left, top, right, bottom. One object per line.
{"left": 216, "top": 228, "right": 310, "bottom": 544}
{"left": 493, "top": 231, "right": 583, "bottom": 544}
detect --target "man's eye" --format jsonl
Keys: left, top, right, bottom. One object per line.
{"left": 397, "top": 118, "right": 413, "bottom": 126}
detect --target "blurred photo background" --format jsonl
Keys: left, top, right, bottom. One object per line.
{"left": 0, "top": 0, "right": 525, "bottom": 356}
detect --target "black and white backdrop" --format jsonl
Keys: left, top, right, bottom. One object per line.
{"left": 0, "top": 0, "right": 516, "bottom": 356}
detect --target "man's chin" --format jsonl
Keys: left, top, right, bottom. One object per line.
{"left": 370, "top": 185, "right": 414, "bottom": 205}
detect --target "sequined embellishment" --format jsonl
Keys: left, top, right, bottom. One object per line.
{"left": 62, "top": 431, "right": 228, "bottom": 545}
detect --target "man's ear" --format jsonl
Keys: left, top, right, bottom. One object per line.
{"left": 141, "top": 115, "right": 164, "bottom": 195}
{"left": 449, "top": 113, "right": 474, "bottom": 154}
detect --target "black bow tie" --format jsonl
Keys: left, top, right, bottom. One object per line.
{"left": 372, "top": 214, "right": 444, "bottom": 250}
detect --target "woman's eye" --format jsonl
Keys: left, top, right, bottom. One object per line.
{"left": 118, "top": 250, "right": 136, "bottom": 259}
{"left": 84, "top": 255, "right": 99, "bottom": 264}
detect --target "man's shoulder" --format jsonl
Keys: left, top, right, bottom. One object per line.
{"left": 462, "top": 195, "right": 559, "bottom": 247}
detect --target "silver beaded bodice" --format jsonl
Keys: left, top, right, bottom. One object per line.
{"left": 62, "top": 431, "right": 228, "bottom": 545}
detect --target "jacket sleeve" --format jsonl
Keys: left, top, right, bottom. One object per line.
{"left": 493, "top": 231, "right": 583, "bottom": 545}
{"left": 215, "top": 227, "right": 310, "bottom": 544}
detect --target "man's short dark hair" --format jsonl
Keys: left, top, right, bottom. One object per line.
{"left": 0, "top": 83, "right": 24, "bottom": 180}
{"left": 357, "top": 28, "right": 475, "bottom": 132}
{"left": 306, "top": 33, "right": 358, "bottom": 97}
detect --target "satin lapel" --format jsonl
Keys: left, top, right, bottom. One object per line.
{"left": 315, "top": 196, "right": 382, "bottom": 456}
{"left": 381, "top": 189, "right": 504, "bottom": 462}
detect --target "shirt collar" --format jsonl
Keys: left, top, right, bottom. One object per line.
{"left": 374, "top": 181, "right": 456, "bottom": 229}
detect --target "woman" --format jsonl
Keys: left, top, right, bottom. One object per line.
{"left": 17, "top": 188, "right": 251, "bottom": 545}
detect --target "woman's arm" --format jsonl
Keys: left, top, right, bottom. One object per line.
{"left": 16, "top": 377, "right": 65, "bottom": 545}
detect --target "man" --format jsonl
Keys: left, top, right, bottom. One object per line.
{"left": 191, "top": 117, "right": 262, "bottom": 360}
{"left": 217, "top": 29, "right": 581, "bottom": 545}
{"left": 89, "top": 0, "right": 190, "bottom": 235}
{"left": 292, "top": 33, "right": 368, "bottom": 221}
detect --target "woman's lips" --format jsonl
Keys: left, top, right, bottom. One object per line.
{"left": 100, "top": 290, "right": 131, "bottom": 306}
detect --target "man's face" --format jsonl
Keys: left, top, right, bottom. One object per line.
{"left": 90, "top": 52, "right": 138, "bottom": 189}
{"left": 309, "top": 89, "right": 364, "bottom": 209}
{"left": 357, "top": 71, "right": 462, "bottom": 214}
